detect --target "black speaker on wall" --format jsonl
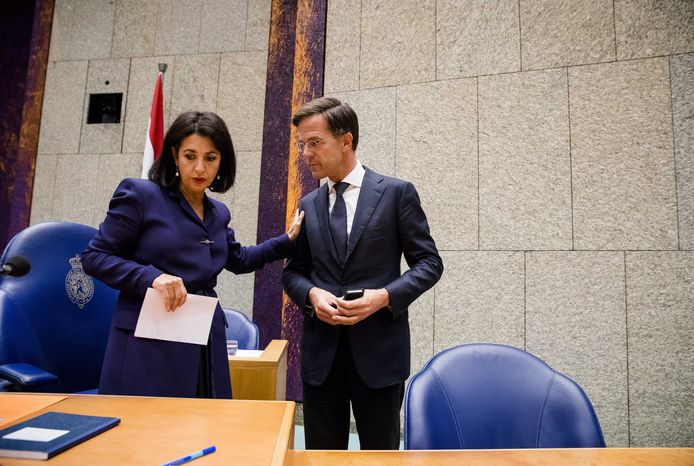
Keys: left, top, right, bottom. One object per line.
{"left": 87, "top": 93, "right": 123, "bottom": 124}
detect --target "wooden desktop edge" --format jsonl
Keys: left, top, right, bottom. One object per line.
{"left": 272, "top": 400, "right": 296, "bottom": 466}
{"left": 229, "top": 339, "right": 287, "bottom": 366}
{"left": 284, "top": 447, "right": 694, "bottom": 466}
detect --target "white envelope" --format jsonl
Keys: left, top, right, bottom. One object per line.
{"left": 134, "top": 288, "right": 218, "bottom": 345}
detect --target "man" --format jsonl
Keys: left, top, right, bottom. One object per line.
{"left": 283, "top": 97, "right": 443, "bottom": 450}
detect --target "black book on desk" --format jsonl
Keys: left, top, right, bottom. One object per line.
{"left": 0, "top": 411, "right": 120, "bottom": 460}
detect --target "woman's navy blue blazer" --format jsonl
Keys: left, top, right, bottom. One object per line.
{"left": 83, "top": 178, "right": 292, "bottom": 398}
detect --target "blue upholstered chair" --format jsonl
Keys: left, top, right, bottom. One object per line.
{"left": 404, "top": 343, "right": 606, "bottom": 450}
{"left": 223, "top": 308, "right": 259, "bottom": 350}
{"left": 0, "top": 222, "right": 118, "bottom": 393}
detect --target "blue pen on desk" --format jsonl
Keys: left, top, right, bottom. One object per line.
{"left": 161, "top": 446, "right": 216, "bottom": 466}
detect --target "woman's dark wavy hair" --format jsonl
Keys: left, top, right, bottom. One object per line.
{"left": 148, "top": 111, "right": 236, "bottom": 193}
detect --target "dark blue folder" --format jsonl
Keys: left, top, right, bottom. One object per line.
{"left": 0, "top": 411, "right": 120, "bottom": 460}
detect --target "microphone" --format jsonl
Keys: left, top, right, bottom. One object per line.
{"left": 0, "top": 255, "right": 31, "bottom": 277}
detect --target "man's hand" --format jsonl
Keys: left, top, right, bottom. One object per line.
{"left": 152, "top": 273, "right": 187, "bottom": 311}
{"left": 308, "top": 287, "right": 341, "bottom": 326}
{"left": 332, "top": 288, "right": 390, "bottom": 325}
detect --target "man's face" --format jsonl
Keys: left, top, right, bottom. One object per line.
{"left": 296, "top": 114, "right": 350, "bottom": 182}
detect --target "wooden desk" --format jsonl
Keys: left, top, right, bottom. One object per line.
{"left": 229, "top": 339, "right": 288, "bottom": 400}
{"left": 2, "top": 394, "right": 692, "bottom": 466}
{"left": 286, "top": 448, "right": 694, "bottom": 465}
{"left": 0, "top": 394, "right": 295, "bottom": 466}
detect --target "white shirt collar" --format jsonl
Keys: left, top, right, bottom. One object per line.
{"left": 327, "top": 160, "right": 364, "bottom": 191}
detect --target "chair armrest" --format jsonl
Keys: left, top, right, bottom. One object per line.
{"left": 0, "top": 363, "right": 58, "bottom": 390}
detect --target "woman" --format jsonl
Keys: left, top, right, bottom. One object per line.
{"left": 82, "top": 111, "right": 303, "bottom": 399}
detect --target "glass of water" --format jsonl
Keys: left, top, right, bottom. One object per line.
{"left": 226, "top": 339, "right": 238, "bottom": 356}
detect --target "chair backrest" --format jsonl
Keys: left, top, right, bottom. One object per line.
{"left": 0, "top": 222, "right": 118, "bottom": 392}
{"left": 404, "top": 343, "right": 605, "bottom": 450}
{"left": 223, "top": 308, "right": 259, "bottom": 350}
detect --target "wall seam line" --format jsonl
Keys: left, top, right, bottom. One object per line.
{"left": 476, "top": 77, "right": 480, "bottom": 250}
{"left": 668, "top": 56, "right": 681, "bottom": 251}
{"left": 623, "top": 251, "right": 631, "bottom": 447}
{"left": 567, "top": 66, "right": 575, "bottom": 251}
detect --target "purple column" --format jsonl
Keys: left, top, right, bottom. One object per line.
{"left": 0, "top": 0, "right": 53, "bottom": 250}
{"left": 253, "top": 0, "right": 327, "bottom": 401}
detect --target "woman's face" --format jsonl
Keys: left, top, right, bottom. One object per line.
{"left": 173, "top": 133, "right": 221, "bottom": 199}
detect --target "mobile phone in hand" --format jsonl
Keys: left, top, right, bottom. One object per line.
{"left": 344, "top": 289, "right": 364, "bottom": 301}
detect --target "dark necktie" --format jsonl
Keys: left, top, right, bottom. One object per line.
{"left": 330, "top": 182, "right": 349, "bottom": 264}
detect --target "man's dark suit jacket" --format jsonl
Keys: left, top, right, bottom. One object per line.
{"left": 283, "top": 167, "right": 443, "bottom": 389}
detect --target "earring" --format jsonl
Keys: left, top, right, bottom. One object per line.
{"left": 175, "top": 169, "right": 179, "bottom": 177}
{"left": 217, "top": 175, "right": 220, "bottom": 180}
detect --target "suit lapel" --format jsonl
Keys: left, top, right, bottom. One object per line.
{"left": 346, "top": 169, "right": 385, "bottom": 261}
{"left": 312, "top": 183, "right": 341, "bottom": 265}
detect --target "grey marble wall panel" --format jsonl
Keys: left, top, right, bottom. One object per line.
{"left": 230, "top": 150, "right": 262, "bottom": 246}
{"left": 437, "top": 0, "right": 520, "bottom": 79}
{"left": 671, "top": 53, "right": 694, "bottom": 250}
{"left": 324, "top": 0, "right": 361, "bottom": 94}
{"left": 122, "top": 57, "right": 175, "bottom": 156}
{"left": 435, "top": 251, "right": 525, "bottom": 353}
{"left": 479, "top": 69, "right": 572, "bottom": 250}
{"left": 359, "top": 0, "right": 435, "bottom": 88}
{"left": 92, "top": 153, "right": 142, "bottom": 226}
{"left": 52, "top": 154, "right": 100, "bottom": 227}
{"left": 396, "top": 79, "right": 478, "bottom": 251}
{"left": 526, "top": 251, "right": 628, "bottom": 446}
{"left": 48, "top": 0, "right": 74, "bottom": 60}
{"left": 569, "top": 58, "right": 678, "bottom": 250}
{"left": 245, "top": 0, "right": 272, "bottom": 50}
{"left": 520, "top": 0, "right": 615, "bottom": 70}
{"left": 327, "top": 87, "right": 397, "bottom": 177}
{"left": 38, "top": 60, "right": 88, "bottom": 155}
{"left": 216, "top": 272, "right": 255, "bottom": 316}
{"left": 212, "top": 150, "right": 262, "bottom": 313}
{"left": 154, "top": 0, "right": 203, "bottom": 55}
{"left": 111, "top": 0, "right": 158, "bottom": 58}
{"left": 615, "top": 0, "right": 694, "bottom": 60}
{"left": 208, "top": 187, "right": 247, "bottom": 310}
{"left": 626, "top": 251, "right": 694, "bottom": 447}
{"left": 49, "top": 0, "right": 114, "bottom": 61}
{"left": 170, "top": 53, "right": 221, "bottom": 116}
{"left": 199, "top": 0, "right": 248, "bottom": 53}
{"left": 80, "top": 59, "right": 130, "bottom": 154}
{"left": 217, "top": 51, "right": 267, "bottom": 152}
{"left": 30, "top": 154, "right": 58, "bottom": 225}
